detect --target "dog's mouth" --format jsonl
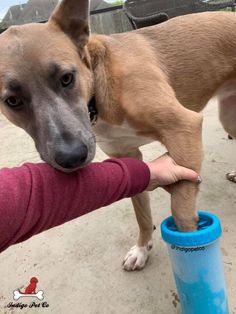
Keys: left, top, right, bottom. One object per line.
{"left": 37, "top": 134, "right": 96, "bottom": 172}
{"left": 40, "top": 149, "right": 95, "bottom": 172}
{"left": 52, "top": 162, "right": 89, "bottom": 173}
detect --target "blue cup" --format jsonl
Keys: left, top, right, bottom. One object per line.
{"left": 161, "top": 212, "right": 229, "bottom": 314}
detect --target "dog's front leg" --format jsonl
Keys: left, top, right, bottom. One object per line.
{"left": 122, "top": 191, "right": 153, "bottom": 271}
{"left": 123, "top": 79, "right": 203, "bottom": 231}
{"left": 120, "top": 148, "right": 154, "bottom": 271}
{"left": 160, "top": 106, "right": 203, "bottom": 231}
{"left": 122, "top": 192, "right": 153, "bottom": 271}
{"left": 123, "top": 82, "right": 203, "bottom": 231}
{"left": 105, "top": 147, "right": 153, "bottom": 271}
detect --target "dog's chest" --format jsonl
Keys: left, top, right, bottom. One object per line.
{"left": 93, "top": 119, "right": 153, "bottom": 155}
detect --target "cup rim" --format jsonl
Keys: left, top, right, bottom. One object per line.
{"left": 160, "top": 211, "right": 222, "bottom": 247}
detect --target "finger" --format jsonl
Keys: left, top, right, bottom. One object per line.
{"left": 176, "top": 166, "right": 201, "bottom": 183}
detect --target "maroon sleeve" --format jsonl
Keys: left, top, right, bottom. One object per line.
{"left": 0, "top": 158, "right": 150, "bottom": 252}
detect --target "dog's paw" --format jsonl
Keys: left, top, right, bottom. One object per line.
{"left": 122, "top": 241, "right": 153, "bottom": 271}
{"left": 226, "top": 171, "right": 236, "bottom": 183}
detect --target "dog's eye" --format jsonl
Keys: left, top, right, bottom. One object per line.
{"left": 61, "top": 73, "right": 74, "bottom": 88}
{"left": 5, "top": 96, "right": 23, "bottom": 108}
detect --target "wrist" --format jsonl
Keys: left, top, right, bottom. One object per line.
{"left": 111, "top": 158, "right": 151, "bottom": 194}
{"left": 146, "top": 162, "right": 160, "bottom": 190}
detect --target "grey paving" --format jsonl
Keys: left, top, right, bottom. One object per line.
{"left": 0, "top": 98, "right": 235, "bottom": 314}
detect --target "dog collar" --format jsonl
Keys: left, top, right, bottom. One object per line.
{"left": 88, "top": 96, "right": 98, "bottom": 126}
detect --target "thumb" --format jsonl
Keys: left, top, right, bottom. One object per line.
{"left": 175, "top": 166, "right": 201, "bottom": 183}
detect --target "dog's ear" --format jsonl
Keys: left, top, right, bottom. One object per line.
{"left": 49, "top": 0, "right": 90, "bottom": 49}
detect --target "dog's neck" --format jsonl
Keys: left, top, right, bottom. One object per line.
{"left": 88, "top": 95, "right": 98, "bottom": 125}
{"left": 87, "top": 35, "right": 125, "bottom": 125}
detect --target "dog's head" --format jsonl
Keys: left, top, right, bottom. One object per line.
{"left": 0, "top": 0, "right": 96, "bottom": 171}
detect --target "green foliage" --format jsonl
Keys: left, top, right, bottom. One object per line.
{"left": 0, "top": 21, "right": 4, "bottom": 31}
{"left": 110, "top": 0, "right": 124, "bottom": 6}
{"left": 220, "top": 7, "right": 234, "bottom": 11}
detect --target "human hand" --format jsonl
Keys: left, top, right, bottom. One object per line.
{"left": 146, "top": 153, "right": 201, "bottom": 191}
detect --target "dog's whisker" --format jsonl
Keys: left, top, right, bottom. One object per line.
{"left": 95, "top": 140, "right": 107, "bottom": 144}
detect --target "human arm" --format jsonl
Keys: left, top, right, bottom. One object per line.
{"left": 0, "top": 158, "right": 149, "bottom": 253}
{"left": 0, "top": 155, "right": 199, "bottom": 253}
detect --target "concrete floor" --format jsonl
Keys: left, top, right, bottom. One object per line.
{"left": 0, "top": 99, "right": 235, "bottom": 314}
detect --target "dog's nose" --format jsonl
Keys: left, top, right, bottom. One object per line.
{"left": 55, "top": 143, "right": 88, "bottom": 169}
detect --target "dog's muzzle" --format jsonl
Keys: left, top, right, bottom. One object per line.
{"left": 55, "top": 142, "right": 88, "bottom": 169}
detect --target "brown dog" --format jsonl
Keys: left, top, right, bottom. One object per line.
{"left": 0, "top": 0, "right": 235, "bottom": 270}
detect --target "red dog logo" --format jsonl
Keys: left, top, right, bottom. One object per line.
{"left": 13, "top": 277, "right": 44, "bottom": 301}
{"left": 19, "top": 277, "right": 38, "bottom": 294}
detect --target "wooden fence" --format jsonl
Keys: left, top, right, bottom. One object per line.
{"left": 0, "top": 6, "right": 133, "bottom": 35}
{"left": 90, "top": 7, "right": 133, "bottom": 35}
{"left": 1, "top": 1, "right": 235, "bottom": 35}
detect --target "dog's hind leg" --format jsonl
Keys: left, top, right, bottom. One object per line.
{"left": 218, "top": 84, "right": 236, "bottom": 182}
{"left": 219, "top": 88, "right": 236, "bottom": 139}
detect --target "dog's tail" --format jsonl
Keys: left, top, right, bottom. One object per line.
{"left": 126, "top": 12, "right": 169, "bottom": 29}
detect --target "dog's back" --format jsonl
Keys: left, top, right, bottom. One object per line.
{"left": 103, "top": 12, "right": 236, "bottom": 111}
